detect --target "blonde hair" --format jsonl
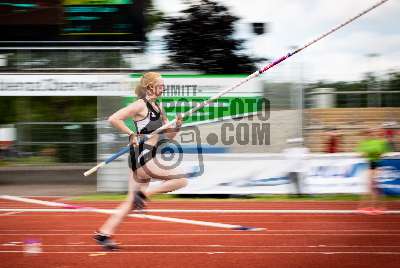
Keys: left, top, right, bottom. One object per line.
{"left": 135, "top": 72, "right": 161, "bottom": 98}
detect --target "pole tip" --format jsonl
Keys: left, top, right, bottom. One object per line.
{"left": 232, "top": 226, "right": 266, "bottom": 231}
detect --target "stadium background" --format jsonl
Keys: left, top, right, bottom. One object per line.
{"left": 0, "top": 0, "right": 399, "bottom": 196}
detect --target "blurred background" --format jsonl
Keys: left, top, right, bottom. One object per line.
{"left": 0, "top": 0, "right": 399, "bottom": 197}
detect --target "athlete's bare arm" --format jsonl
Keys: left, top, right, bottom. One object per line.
{"left": 108, "top": 100, "right": 146, "bottom": 144}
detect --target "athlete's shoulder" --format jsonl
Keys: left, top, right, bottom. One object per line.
{"left": 134, "top": 98, "right": 146, "bottom": 104}
{"left": 122, "top": 99, "right": 146, "bottom": 115}
{"left": 131, "top": 98, "right": 146, "bottom": 108}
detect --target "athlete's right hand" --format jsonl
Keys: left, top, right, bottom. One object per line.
{"left": 129, "top": 133, "right": 138, "bottom": 146}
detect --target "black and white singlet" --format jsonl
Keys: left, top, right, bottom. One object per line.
{"left": 134, "top": 98, "right": 163, "bottom": 135}
{"left": 129, "top": 98, "right": 167, "bottom": 171}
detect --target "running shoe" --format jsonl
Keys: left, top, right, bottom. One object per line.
{"left": 93, "top": 231, "right": 120, "bottom": 251}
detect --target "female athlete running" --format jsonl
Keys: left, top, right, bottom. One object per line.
{"left": 94, "top": 72, "right": 186, "bottom": 250}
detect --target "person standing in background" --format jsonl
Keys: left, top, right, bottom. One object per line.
{"left": 283, "top": 138, "right": 310, "bottom": 197}
{"left": 381, "top": 122, "right": 397, "bottom": 152}
{"left": 324, "top": 127, "right": 343, "bottom": 153}
{"left": 357, "top": 128, "right": 390, "bottom": 214}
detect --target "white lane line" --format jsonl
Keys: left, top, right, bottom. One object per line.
{"left": 2, "top": 221, "right": 400, "bottom": 225}
{"left": 0, "top": 208, "right": 111, "bottom": 213}
{"left": 2, "top": 244, "right": 400, "bottom": 248}
{"left": 1, "top": 208, "right": 400, "bottom": 214}
{"left": 1, "top": 229, "right": 400, "bottom": 232}
{"left": 0, "top": 195, "right": 265, "bottom": 231}
{"left": 0, "top": 196, "right": 72, "bottom": 207}
{"left": 0, "top": 233, "right": 400, "bottom": 236}
{"left": 144, "top": 209, "right": 400, "bottom": 214}
{"left": 0, "top": 212, "right": 23, "bottom": 216}
{"left": 0, "top": 250, "right": 399, "bottom": 255}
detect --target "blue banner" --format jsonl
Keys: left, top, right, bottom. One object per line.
{"left": 378, "top": 158, "right": 400, "bottom": 196}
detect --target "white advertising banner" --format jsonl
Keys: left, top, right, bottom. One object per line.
{"left": 0, "top": 74, "right": 131, "bottom": 96}
{"left": 0, "top": 73, "right": 262, "bottom": 97}
{"left": 98, "top": 152, "right": 400, "bottom": 194}
{"left": 129, "top": 74, "right": 262, "bottom": 97}
{"left": 169, "top": 154, "right": 369, "bottom": 194}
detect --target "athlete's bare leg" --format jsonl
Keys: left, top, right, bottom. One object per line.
{"left": 136, "top": 158, "right": 188, "bottom": 198}
{"left": 99, "top": 170, "right": 148, "bottom": 235}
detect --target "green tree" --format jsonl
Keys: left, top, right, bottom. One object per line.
{"left": 306, "top": 71, "right": 400, "bottom": 108}
{"left": 164, "top": 0, "right": 257, "bottom": 74}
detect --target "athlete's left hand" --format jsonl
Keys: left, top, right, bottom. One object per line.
{"left": 175, "top": 114, "right": 183, "bottom": 128}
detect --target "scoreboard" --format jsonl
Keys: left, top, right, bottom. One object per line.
{"left": 0, "top": 0, "right": 145, "bottom": 44}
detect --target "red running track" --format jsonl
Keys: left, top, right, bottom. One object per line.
{"left": 1, "top": 199, "right": 400, "bottom": 268}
